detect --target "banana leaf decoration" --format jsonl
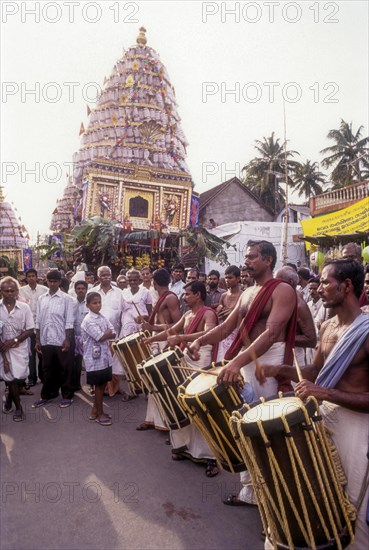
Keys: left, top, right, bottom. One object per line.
{"left": 139, "top": 120, "right": 164, "bottom": 144}
{"left": 179, "top": 226, "right": 236, "bottom": 267}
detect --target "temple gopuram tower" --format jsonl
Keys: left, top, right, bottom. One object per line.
{"left": 51, "top": 28, "right": 195, "bottom": 236}
{"left": 0, "top": 186, "right": 29, "bottom": 274}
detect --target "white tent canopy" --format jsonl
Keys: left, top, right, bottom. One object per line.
{"left": 205, "top": 221, "right": 306, "bottom": 275}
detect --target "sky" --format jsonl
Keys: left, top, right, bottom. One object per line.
{"left": 1, "top": 0, "right": 368, "bottom": 243}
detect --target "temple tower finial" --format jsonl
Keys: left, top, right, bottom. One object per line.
{"left": 136, "top": 26, "right": 147, "bottom": 47}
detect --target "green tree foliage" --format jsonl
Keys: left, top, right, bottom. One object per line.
{"left": 320, "top": 120, "right": 369, "bottom": 188}
{"left": 290, "top": 160, "right": 326, "bottom": 199}
{"left": 242, "top": 132, "right": 301, "bottom": 213}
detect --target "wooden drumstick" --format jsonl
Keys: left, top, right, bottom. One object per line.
{"left": 132, "top": 301, "right": 143, "bottom": 320}
{"left": 292, "top": 348, "right": 303, "bottom": 382}
{"left": 171, "top": 364, "right": 218, "bottom": 376}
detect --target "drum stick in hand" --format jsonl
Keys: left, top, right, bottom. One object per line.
{"left": 292, "top": 348, "right": 303, "bottom": 382}
{"left": 132, "top": 302, "right": 143, "bottom": 321}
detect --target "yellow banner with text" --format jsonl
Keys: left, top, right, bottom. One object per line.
{"left": 301, "top": 197, "right": 369, "bottom": 249}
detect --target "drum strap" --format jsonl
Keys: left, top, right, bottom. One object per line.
{"left": 225, "top": 278, "right": 297, "bottom": 365}
{"left": 148, "top": 291, "right": 177, "bottom": 325}
{"left": 181, "top": 306, "right": 219, "bottom": 361}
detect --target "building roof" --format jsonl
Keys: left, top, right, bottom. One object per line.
{"left": 199, "top": 176, "right": 274, "bottom": 215}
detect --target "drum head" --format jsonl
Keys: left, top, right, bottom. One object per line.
{"left": 242, "top": 396, "right": 302, "bottom": 423}
{"left": 185, "top": 368, "right": 221, "bottom": 396}
{"left": 118, "top": 332, "right": 143, "bottom": 343}
{"left": 237, "top": 395, "right": 317, "bottom": 437}
{"left": 141, "top": 348, "right": 181, "bottom": 368}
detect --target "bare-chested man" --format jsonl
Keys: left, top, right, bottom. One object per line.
{"left": 189, "top": 240, "right": 296, "bottom": 392}
{"left": 275, "top": 266, "right": 317, "bottom": 366}
{"left": 216, "top": 265, "right": 243, "bottom": 322}
{"left": 188, "top": 240, "right": 297, "bottom": 505}
{"left": 216, "top": 265, "right": 243, "bottom": 359}
{"left": 137, "top": 268, "right": 181, "bottom": 431}
{"left": 259, "top": 259, "right": 369, "bottom": 548}
{"left": 144, "top": 280, "right": 219, "bottom": 476}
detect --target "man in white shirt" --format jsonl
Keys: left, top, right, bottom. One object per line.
{"left": 32, "top": 270, "right": 75, "bottom": 409}
{"left": 19, "top": 268, "right": 48, "bottom": 386}
{"left": 169, "top": 263, "right": 185, "bottom": 298}
{"left": 1, "top": 277, "right": 35, "bottom": 421}
{"left": 121, "top": 269, "right": 152, "bottom": 337}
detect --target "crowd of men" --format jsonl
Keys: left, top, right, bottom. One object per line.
{"left": 0, "top": 240, "right": 368, "bottom": 549}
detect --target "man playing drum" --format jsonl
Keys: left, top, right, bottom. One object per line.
{"left": 188, "top": 240, "right": 298, "bottom": 504}
{"left": 144, "top": 280, "right": 220, "bottom": 477}
{"left": 137, "top": 268, "right": 181, "bottom": 431}
{"left": 258, "top": 259, "right": 369, "bottom": 549}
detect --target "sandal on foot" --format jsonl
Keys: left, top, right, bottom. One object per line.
{"left": 223, "top": 495, "right": 254, "bottom": 507}
{"left": 60, "top": 399, "right": 73, "bottom": 408}
{"left": 171, "top": 452, "right": 187, "bottom": 461}
{"left": 19, "top": 388, "right": 34, "bottom": 396}
{"left": 121, "top": 392, "right": 138, "bottom": 402}
{"left": 205, "top": 460, "right": 219, "bottom": 478}
{"left": 88, "top": 413, "right": 112, "bottom": 420}
{"left": 95, "top": 417, "right": 112, "bottom": 426}
{"left": 2, "top": 399, "right": 13, "bottom": 414}
{"left": 136, "top": 423, "right": 154, "bottom": 431}
{"left": 13, "top": 410, "right": 25, "bottom": 422}
{"left": 32, "top": 399, "right": 49, "bottom": 409}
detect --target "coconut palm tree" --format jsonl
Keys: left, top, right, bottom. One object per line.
{"left": 242, "top": 132, "right": 301, "bottom": 214}
{"left": 290, "top": 160, "right": 326, "bottom": 199}
{"left": 320, "top": 119, "right": 369, "bottom": 188}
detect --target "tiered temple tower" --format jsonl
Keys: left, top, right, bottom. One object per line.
{"left": 0, "top": 186, "right": 29, "bottom": 272}
{"left": 51, "top": 27, "right": 196, "bottom": 235}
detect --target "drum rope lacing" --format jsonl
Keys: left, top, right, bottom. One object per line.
{"left": 139, "top": 350, "right": 188, "bottom": 429}
{"left": 113, "top": 331, "right": 150, "bottom": 395}
{"left": 178, "top": 374, "right": 243, "bottom": 473}
{"left": 230, "top": 396, "right": 356, "bottom": 550}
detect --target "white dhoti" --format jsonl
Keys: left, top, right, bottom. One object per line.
{"left": 0, "top": 346, "right": 30, "bottom": 382}
{"left": 294, "top": 346, "right": 307, "bottom": 367}
{"left": 239, "top": 342, "right": 286, "bottom": 504}
{"left": 170, "top": 345, "right": 215, "bottom": 461}
{"left": 144, "top": 340, "right": 168, "bottom": 430}
{"left": 321, "top": 402, "right": 369, "bottom": 550}
{"left": 217, "top": 328, "right": 238, "bottom": 362}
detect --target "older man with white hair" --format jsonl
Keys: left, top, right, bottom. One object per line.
{"left": 275, "top": 266, "right": 316, "bottom": 366}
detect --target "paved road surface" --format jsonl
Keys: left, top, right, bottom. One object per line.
{"left": 1, "top": 377, "right": 264, "bottom": 550}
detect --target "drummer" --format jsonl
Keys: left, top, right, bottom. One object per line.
{"left": 136, "top": 268, "right": 181, "bottom": 431}
{"left": 143, "top": 280, "right": 220, "bottom": 477}
{"left": 258, "top": 259, "right": 369, "bottom": 549}
{"left": 188, "top": 240, "right": 297, "bottom": 505}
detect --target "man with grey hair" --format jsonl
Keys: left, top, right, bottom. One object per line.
{"left": 88, "top": 266, "right": 125, "bottom": 397}
{"left": 275, "top": 266, "right": 317, "bottom": 365}
{"left": 342, "top": 242, "right": 362, "bottom": 263}
{"left": 0, "top": 277, "right": 34, "bottom": 421}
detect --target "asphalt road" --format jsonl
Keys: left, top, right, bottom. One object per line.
{"left": 1, "top": 375, "right": 264, "bottom": 550}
